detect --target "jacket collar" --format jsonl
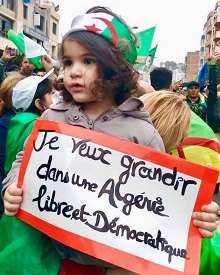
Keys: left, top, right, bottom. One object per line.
{"left": 50, "top": 97, "right": 144, "bottom": 112}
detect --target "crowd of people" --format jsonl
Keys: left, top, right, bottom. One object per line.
{"left": 0, "top": 5, "right": 220, "bottom": 275}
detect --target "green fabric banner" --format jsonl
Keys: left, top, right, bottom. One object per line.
{"left": 136, "top": 26, "right": 155, "bottom": 58}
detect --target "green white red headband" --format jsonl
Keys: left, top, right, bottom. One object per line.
{"left": 64, "top": 13, "right": 137, "bottom": 64}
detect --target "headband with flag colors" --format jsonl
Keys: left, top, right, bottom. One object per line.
{"left": 64, "top": 13, "right": 137, "bottom": 64}
{"left": 7, "top": 29, "right": 48, "bottom": 69}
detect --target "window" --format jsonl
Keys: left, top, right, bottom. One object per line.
{"left": 23, "top": 5, "right": 28, "bottom": 19}
{"left": 216, "top": 7, "right": 220, "bottom": 16}
{"left": 36, "top": 14, "right": 45, "bottom": 31}
{"left": 0, "top": 0, "right": 14, "bottom": 10}
{"left": 52, "top": 22, "right": 57, "bottom": 34}
{"left": 206, "top": 33, "right": 211, "bottom": 40}
{"left": 0, "top": 16, "right": 13, "bottom": 37}
{"left": 6, "top": 0, "right": 14, "bottom": 10}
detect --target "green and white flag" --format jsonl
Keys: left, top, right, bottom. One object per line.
{"left": 136, "top": 26, "right": 155, "bottom": 61}
{"left": 66, "top": 13, "right": 137, "bottom": 64}
{"left": 7, "top": 29, "right": 47, "bottom": 69}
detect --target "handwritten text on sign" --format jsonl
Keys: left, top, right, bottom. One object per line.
{"left": 17, "top": 120, "right": 218, "bottom": 275}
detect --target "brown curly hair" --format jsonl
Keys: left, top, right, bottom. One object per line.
{"left": 55, "top": 6, "right": 139, "bottom": 106}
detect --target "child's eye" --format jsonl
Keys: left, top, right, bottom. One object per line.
{"left": 84, "top": 58, "right": 96, "bottom": 65}
{"left": 62, "top": 59, "right": 72, "bottom": 67}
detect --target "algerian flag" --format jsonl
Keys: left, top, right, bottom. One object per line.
{"left": 136, "top": 26, "right": 155, "bottom": 61}
{"left": 171, "top": 111, "right": 220, "bottom": 181}
{"left": 67, "top": 13, "right": 137, "bottom": 64}
{"left": 145, "top": 44, "right": 158, "bottom": 69}
{"left": 7, "top": 29, "right": 47, "bottom": 69}
{"left": 136, "top": 44, "right": 158, "bottom": 67}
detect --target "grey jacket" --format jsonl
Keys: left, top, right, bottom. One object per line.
{"left": 2, "top": 97, "right": 164, "bottom": 192}
{"left": 42, "top": 97, "right": 164, "bottom": 150}
{"left": 2, "top": 97, "right": 164, "bottom": 267}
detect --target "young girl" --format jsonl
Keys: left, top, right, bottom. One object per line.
{"left": 2, "top": 6, "right": 219, "bottom": 275}
{"left": 4, "top": 69, "right": 55, "bottom": 175}
{"left": 0, "top": 70, "right": 62, "bottom": 275}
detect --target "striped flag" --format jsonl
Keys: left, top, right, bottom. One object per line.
{"left": 172, "top": 111, "right": 220, "bottom": 181}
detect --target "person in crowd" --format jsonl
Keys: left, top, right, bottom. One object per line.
{"left": 0, "top": 73, "right": 25, "bottom": 217}
{"left": 7, "top": 64, "right": 19, "bottom": 73}
{"left": 200, "top": 79, "right": 210, "bottom": 98}
{"left": 36, "top": 70, "right": 46, "bottom": 77}
{"left": 140, "top": 90, "right": 191, "bottom": 153}
{"left": 186, "top": 81, "right": 207, "bottom": 122}
{"left": 0, "top": 69, "right": 55, "bottom": 216}
{"left": 135, "top": 78, "right": 155, "bottom": 97}
{"left": 4, "top": 69, "right": 55, "bottom": 176}
{"left": 149, "top": 67, "right": 173, "bottom": 91}
{"left": 149, "top": 67, "right": 220, "bottom": 183}
{"left": 2, "top": 6, "right": 219, "bottom": 275}
{"left": 0, "top": 46, "right": 35, "bottom": 83}
{"left": 172, "top": 79, "right": 187, "bottom": 96}
{"left": 206, "top": 52, "right": 220, "bottom": 143}
{"left": 146, "top": 66, "right": 220, "bottom": 275}
{"left": 0, "top": 68, "right": 63, "bottom": 274}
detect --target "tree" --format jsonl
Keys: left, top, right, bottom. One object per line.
{"left": 159, "top": 60, "right": 184, "bottom": 72}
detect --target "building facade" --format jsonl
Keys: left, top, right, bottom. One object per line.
{"left": 184, "top": 51, "right": 200, "bottom": 82}
{"left": 0, "top": 0, "right": 60, "bottom": 59}
{"left": 184, "top": 1, "right": 220, "bottom": 80}
{"left": 201, "top": 1, "right": 220, "bottom": 64}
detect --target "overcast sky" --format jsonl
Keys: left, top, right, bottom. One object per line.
{"left": 53, "top": 0, "right": 217, "bottom": 65}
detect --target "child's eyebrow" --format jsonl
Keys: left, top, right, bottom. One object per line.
{"left": 61, "top": 55, "right": 71, "bottom": 60}
{"left": 61, "top": 53, "right": 95, "bottom": 60}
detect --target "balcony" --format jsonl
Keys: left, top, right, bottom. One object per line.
{"left": 205, "top": 37, "right": 211, "bottom": 47}
{"left": 204, "top": 52, "right": 211, "bottom": 60}
{"left": 207, "top": 11, "right": 214, "bottom": 19}
{"left": 215, "top": 45, "right": 220, "bottom": 52}
{"left": 213, "top": 30, "right": 220, "bottom": 40}
{"left": 214, "top": 15, "right": 220, "bottom": 27}
{"left": 0, "top": 5, "right": 15, "bottom": 20}
{"left": 206, "top": 24, "right": 213, "bottom": 34}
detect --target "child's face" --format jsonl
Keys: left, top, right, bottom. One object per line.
{"left": 62, "top": 39, "right": 101, "bottom": 104}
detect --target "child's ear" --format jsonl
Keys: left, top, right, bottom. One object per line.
{"left": 34, "top": 98, "right": 45, "bottom": 111}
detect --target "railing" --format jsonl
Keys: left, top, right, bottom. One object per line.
{"left": 0, "top": 29, "right": 8, "bottom": 38}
